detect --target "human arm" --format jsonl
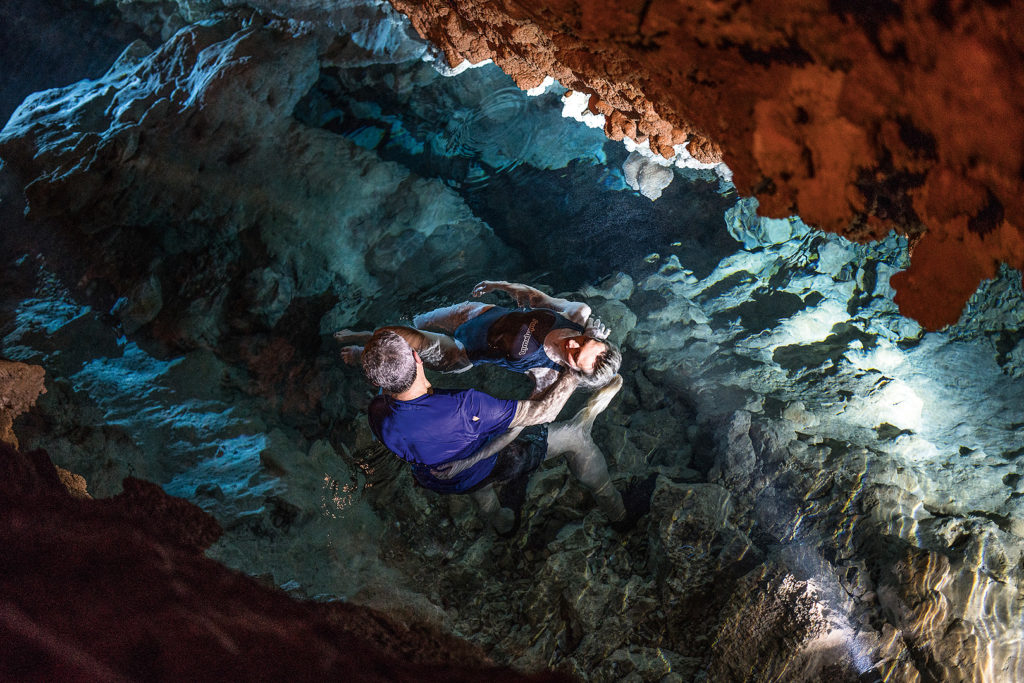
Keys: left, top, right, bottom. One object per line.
{"left": 430, "top": 426, "right": 525, "bottom": 479}
{"left": 508, "top": 368, "right": 580, "bottom": 428}
{"left": 471, "top": 281, "right": 591, "bottom": 325}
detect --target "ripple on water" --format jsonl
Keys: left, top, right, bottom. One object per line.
{"left": 422, "top": 87, "right": 536, "bottom": 190}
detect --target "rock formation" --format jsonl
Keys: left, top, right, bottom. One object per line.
{"left": 3, "top": 2, "right": 1024, "bottom": 682}
{"left": 386, "top": 0, "right": 1024, "bottom": 329}
{"left": 0, "top": 440, "right": 569, "bottom": 682}
{"left": 0, "top": 359, "right": 45, "bottom": 448}
{"left": 0, "top": 15, "right": 515, "bottom": 355}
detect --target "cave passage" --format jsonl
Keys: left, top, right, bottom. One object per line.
{"left": 3, "top": 3, "right": 1024, "bottom": 681}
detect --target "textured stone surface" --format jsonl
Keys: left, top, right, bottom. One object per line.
{"left": 0, "top": 441, "right": 569, "bottom": 682}
{"left": 386, "top": 0, "right": 1024, "bottom": 329}
{"left": 0, "top": 16, "right": 515, "bottom": 354}
{"left": 3, "top": 4, "right": 1024, "bottom": 682}
{"left": 0, "top": 359, "right": 45, "bottom": 448}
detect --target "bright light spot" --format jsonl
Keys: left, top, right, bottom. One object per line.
{"left": 560, "top": 90, "right": 605, "bottom": 129}
{"left": 526, "top": 76, "right": 555, "bottom": 96}
{"left": 770, "top": 299, "right": 848, "bottom": 347}
{"left": 845, "top": 343, "right": 906, "bottom": 374}
{"left": 877, "top": 379, "right": 924, "bottom": 432}
{"left": 424, "top": 52, "right": 493, "bottom": 77}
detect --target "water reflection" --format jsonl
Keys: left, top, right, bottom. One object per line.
{"left": 421, "top": 86, "right": 536, "bottom": 189}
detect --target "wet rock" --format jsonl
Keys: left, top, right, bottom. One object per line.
{"left": 391, "top": 0, "right": 1024, "bottom": 329}
{"left": 592, "top": 299, "right": 637, "bottom": 347}
{"left": 110, "top": 272, "right": 163, "bottom": 335}
{"left": 708, "top": 410, "right": 756, "bottom": 490}
{"left": 622, "top": 151, "right": 674, "bottom": 201}
{"left": 726, "top": 196, "right": 810, "bottom": 249}
{"left": 782, "top": 400, "right": 818, "bottom": 430}
{"left": 648, "top": 480, "right": 754, "bottom": 592}
{"left": 0, "top": 441, "right": 565, "bottom": 682}
{"left": 708, "top": 565, "right": 861, "bottom": 682}
{"left": 599, "top": 646, "right": 699, "bottom": 682}
{"left": 749, "top": 418, "right": 797, "bottom": 467}
{"left": 581, "top": 271, "right": 635, "bottom": 302}
{"left": 0, "top": 17, "right": 517, "bottom": 349}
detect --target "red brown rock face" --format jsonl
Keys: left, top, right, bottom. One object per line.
{"left": 0, "top": 442, "right": 571, "bottom": 682}
{"left": 388, "top": 0, "right": 1024, "bottom": 329}
{"left": 0, "top": 359, "right": 45, "bottom": 448}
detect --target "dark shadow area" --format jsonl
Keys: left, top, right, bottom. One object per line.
{"left": 0, "top": 0, "right": 146, "bottom": 125}
{"left": 772, "top": 322, "right": 878, "bottom": 372}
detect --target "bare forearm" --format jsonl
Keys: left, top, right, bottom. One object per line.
{"left": 379, "top": 325, "right": 426, "bottom": 352}
{"left": 507, "top": 282, "right": 558, "bottom": 309}
{"left": 509, "top": 370, "right": 579, "bottom": 428}
{"left": 437, "top": 427, "right": 525, "bottom": 478}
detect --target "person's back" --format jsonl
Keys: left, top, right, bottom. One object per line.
{"left": 454, "top": 306, "right": 582, "bottom": 373}
{"left": 368, "top": 387, "right": 516, "bottom": 493}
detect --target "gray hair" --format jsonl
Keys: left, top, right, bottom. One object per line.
{"left": 361, "top": 329, "right": 417, "bottom": 393}
{"left": 578, "top": 340, "right": 622, "bottom": 390}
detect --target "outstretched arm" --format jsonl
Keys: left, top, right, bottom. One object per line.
{"left": 430, "top": 371, "right": 580, "bottom": 479}
{"left": 472, "top": 281, "right": 591, "bottom": 326}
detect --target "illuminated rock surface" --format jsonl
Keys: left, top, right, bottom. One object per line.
{"left": 2, "top": 2, "right": 1024, "bottom": 682}
{"left": 387, "top": 0, "right": 1024, "bottom": 330}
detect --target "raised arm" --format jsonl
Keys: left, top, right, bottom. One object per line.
{"left": 431, "top": 371, "right": 580, "bottom": 479}
{"left": 472, "top": 281, "right": 591, "bottom": 326}
{"left": 508, "top": 369, "right": 580, "bottom": 428}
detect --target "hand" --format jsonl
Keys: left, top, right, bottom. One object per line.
{"left": 471, "top": 280, "right": 503, "bottom": 298}
{"left": 584, "top": 316, "right": 610, "bottom": 341}
{"left": 430, "top": 460, "right": 463, "bottom": 480}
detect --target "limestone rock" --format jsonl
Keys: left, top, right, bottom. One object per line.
{"left": 0, "top": 18, "right": 517, "bottom": 350}
{"left": 0, "top": 359, "right": 45, "bottom": 448}
{"left": 708, "top": 410, "right": 756, "bottom": 490}
{"left": 708, "top": 565, "right": 861, "bottom": 681}
{"left": 726, "top": 196, "right": 810, "bottom": 250}
{"left": 0, "top": 441, "right": 566, "bottom": 682}
{"left": 622, "top": 151, "right": 674, "bottom": 201}
{"left": 388, "top": 0, "right": 1024, "bottom": 328}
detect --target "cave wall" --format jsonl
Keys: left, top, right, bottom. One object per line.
{"left": 386, "top": 0, "right": 1024, "bottom": 329}
{"left": 0, "top": 436, "right": 571, "bottom": 682}
{"left": 3, "top": 2, "right": 1024, "bottom": 681}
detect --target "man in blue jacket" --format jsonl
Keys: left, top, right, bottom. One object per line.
{"left": 361, "top": 328, "right": 624, "bottom": 533}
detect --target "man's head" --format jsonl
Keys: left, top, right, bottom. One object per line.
{"left": 361, "top": 329, "right": 418, "bottom": 394}
{"left": 565, "top": 335, "right": 622, "bottom": 389}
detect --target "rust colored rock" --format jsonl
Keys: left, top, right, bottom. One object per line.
{"left": 0, "top": 442, "right": 571, "bottom": 682}
{"left": 0, "top": 359, "right": 46, "bottom": 449}
{"left": 55, "top": 466, "right": 91, "bottom": 499}
{"left": 388, "top": 0, "right": 1024, "bottom": 328}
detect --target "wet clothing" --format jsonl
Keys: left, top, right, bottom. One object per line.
{"left": 368, "top": 388, "right": 516, "bottom": 494}
{"left": 453, "top": 306, "right": 584, "bottom": 373}
{"left": 469, "top": 424, "right": 548, "bottom": 492}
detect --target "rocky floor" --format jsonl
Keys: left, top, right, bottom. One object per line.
{"left": 3, "top": 4, "right": 1024, "bottom": 682}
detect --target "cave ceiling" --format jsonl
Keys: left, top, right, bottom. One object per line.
{"left": 387, "top": 0, "right": 1024, "bottom": 329}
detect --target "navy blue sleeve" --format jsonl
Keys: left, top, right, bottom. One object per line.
{"left": 367, "top": 396, "right": 387, "bottom": 442}
{"left": 459, "top": 388, "right": 516, "bottom": 435}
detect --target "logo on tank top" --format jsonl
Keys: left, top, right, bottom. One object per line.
{"left": 518, "top": 318, "right": 538, "bottom": 356}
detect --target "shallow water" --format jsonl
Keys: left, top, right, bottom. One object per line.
{"left": 3, "top": 5, "right": 1024, "bottom": 680}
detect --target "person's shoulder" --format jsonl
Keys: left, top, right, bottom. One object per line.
{"left": 459, "top": 387, "right": 513, "bottom": 411}
{"left": 563, "top": 301, "right": 591, "bottom": 325}
{"left": 368, "top": 394, "right": 391, "bottom": 421}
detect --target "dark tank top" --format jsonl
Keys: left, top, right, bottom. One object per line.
{"left": 454, "top": 306, "right": 584, "bottom": 373}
